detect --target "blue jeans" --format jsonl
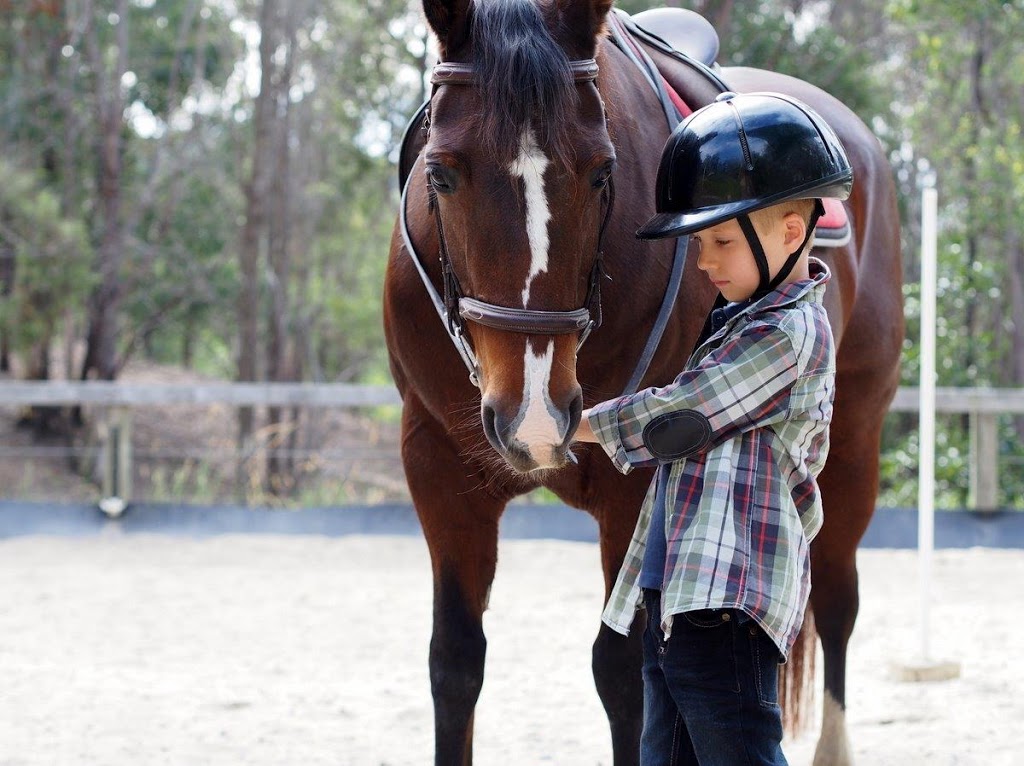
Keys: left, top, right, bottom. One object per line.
{"left": 640, "top": 589, "right": 788, "bottom": 766}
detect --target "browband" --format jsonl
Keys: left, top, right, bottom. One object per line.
{"left": 431, "top": 59, "right": 600, "bottom": 86}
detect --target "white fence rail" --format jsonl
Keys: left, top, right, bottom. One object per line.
{"left": 1, "top": 383, "right": 1021, "bottom": 510}
{"left": 0, "top": 381, "right": 402, "bottom": 407}
{"left": 890, "top": 387, "right": 1023, "bottom": 510}
{"left": 3, "top": 381, "right": 1020, "bottom": 410}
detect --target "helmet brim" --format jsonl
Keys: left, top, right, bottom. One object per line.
{"left": 637, "top": 200, "right": 758, "bottom": 240}
{"left": 636, "top": 170, "right": 853, "bottom": 241}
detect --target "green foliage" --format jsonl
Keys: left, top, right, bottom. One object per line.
{"left": 615, "top": 1, "right": 889, "bottom": 126}
{"left": 1, "top": 0, "right": 1022, "bottom": 508}
{"left": 123, "top": 148, "right": 241, "bottom": 375}
{"left": 0, "top": 160, "right": 94, "bottom": 354}
{"left": 878, "top": 0, "right": 1024, "bottom": 508}
{"left": 125, "top": 1, "right": 237, "bottom": 117}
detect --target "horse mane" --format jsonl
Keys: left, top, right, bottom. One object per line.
{"left": 470, "top": 0, "right": 579, "bottom": 165}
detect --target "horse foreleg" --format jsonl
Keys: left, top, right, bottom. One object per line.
{"left": 429, "top": 567, "right": 494, "bottom": 766}
{"left": 592, "top": 620, "right": 644, "bottom": 765}
{"left": 810, "top": 410, "right": 886, "bottom": 766}
{"left": 590, "top": 484, "right": 649, "bottom": 766}
{"left": 808, "top": 545, "right": 858, "bottom": 766}
{"left": 403, "top": 402, "right": 505, "bottom": 766}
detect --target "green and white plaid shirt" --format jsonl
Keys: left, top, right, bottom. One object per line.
{"left": 587, "top": 260, "right": 836, "bottom": 658}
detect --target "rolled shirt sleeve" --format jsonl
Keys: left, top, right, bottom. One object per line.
{"left": 586, "top": 321, "right": 800, "bottom": 473}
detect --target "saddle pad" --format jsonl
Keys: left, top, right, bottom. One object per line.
{"left": 814, "top": 198, "right": 851, "bottom": 248}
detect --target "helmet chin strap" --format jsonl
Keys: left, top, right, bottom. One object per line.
{"left": 692, "top": 200, "right": 826, "bottom": 354}
{"left": 737, "top": 200, "right": 825, "bottom": 301}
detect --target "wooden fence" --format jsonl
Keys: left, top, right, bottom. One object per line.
{"left": 1, "top": 382, "right": 1021, "bottom": 510}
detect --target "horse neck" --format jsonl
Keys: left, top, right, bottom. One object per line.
{"left": 582, "top": 39, "right": 714, "bottom": 387}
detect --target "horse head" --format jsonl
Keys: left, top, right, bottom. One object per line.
{"left": 421, "top": 0, "right": 616, "bottom": 473}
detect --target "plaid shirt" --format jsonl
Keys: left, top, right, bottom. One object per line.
{"left": 588, "top": 259, "right": 836, "bottom": 659}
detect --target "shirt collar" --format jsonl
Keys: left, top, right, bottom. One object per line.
{"left": 694, "top": 258, "right": 832, "bottom": 353}
{"left": 736, "top": 257, "right": 831, "bottom": 319}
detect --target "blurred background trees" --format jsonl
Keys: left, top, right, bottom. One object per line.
{"left": 0, "top": 0, "right": 1021, "bottom": 504}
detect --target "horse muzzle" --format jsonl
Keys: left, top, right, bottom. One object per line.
{"left": 481, "top": 392, "right": 582, "bottom": 473}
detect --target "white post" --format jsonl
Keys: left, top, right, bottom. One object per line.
{"left": 895, "top": 183, "right": 960, "bottom": 682}
{"left": 917, "top": 185, "right": 938, "bottom": 662}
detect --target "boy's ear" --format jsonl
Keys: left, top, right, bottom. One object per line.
{"left": 782, "top": 212, "right": 808, "bottom": 250}
{"left": 423, "top": 0, "right": 473, "bottom": 57}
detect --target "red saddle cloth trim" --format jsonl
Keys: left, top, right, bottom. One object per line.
{"left": 661, "top": 75, "right": 693, "bottom": 118}
{"left": 818, "top": 198, "right": 849, "bottom": 230}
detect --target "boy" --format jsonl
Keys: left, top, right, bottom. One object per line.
{"left": 574, "top": 92, "right": 853, "bottom": 765}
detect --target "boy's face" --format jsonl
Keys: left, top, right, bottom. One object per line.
{"left": 691, "top": 214, "right": 808, "bottom": 302}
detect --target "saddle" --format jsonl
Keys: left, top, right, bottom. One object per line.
{"left": 397, "top": 7, "right": 851, "bottom": 248}
{"left": 630, "top": 7, "right": 720, "bottom": 68}
{"left": 618, "top": 8, "right": 851, "bottom": 248}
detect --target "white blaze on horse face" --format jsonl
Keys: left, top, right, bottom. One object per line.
{"left": 514, "top": 339, "right": 563, "bottom": 466}
{"left": 508, "top": 129, "right": 552, "bottom": 307}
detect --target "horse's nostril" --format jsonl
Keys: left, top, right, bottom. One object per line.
{"left": 565, "top": 390, "right": 584, "bottom": 443}
{"left": 481, "top": 404, "right": 503, "bottom": 450}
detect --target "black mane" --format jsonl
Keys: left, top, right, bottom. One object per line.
{"left": 470, "top": 0, "right": 578, "bottom": 164}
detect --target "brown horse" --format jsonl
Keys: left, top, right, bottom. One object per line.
{"left": 384, "top": 1, "right": 903, "bottom": 763}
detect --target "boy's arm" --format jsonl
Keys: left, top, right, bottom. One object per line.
{"left": 574, "top": 413, "right": 599, "bottom": 443}
{"left": 581, "top": 321, "right": 803, "bottom": 473}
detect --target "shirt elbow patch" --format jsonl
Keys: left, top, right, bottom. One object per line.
{"left": 641, "top": 410, "right": 712, "bottom": 461}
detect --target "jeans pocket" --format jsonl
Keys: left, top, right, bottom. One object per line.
{"left": 667, "top": 609, "right": 741, "bottom": 693}
{"left": 746, "top": 624, "right": 782, "bottom": 709}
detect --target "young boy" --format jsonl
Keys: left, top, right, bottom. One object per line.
{"left": 574, "top": 92, "right": 853, "bottom": 765}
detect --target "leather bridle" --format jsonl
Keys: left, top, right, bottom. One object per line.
{"left": 399, "top": 58, "right": 614, "bottom": 388}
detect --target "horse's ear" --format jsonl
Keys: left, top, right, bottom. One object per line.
{"left": 423, "top": 0, "right": 473, "bottom": 57}
{"left": 558, "top": 0, "right": 614, "bottom": 52}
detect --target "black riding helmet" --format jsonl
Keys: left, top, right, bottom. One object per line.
{"left": 637, "top": 91, "right": 853, "bottom": 300}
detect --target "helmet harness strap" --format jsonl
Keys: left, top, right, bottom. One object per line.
{"left": 693, "top": 200, "right": 826, "bottom": 353}
{"left": 738, "top": 199, "right": 825, "bottom": 301}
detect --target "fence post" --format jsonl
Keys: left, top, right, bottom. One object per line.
{"left": 100, "top": 406, "right": 133, "bottom": 517}
{"left": 969, "top": 411, "right": 999, "bottom": 511}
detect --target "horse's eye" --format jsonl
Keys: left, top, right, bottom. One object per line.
{"left": 427, "top": 165, "right": 456, "bottom": 194}
{"left": 591, "top": 162, "right": 614, "bottom": 189}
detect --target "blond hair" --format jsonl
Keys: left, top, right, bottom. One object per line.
{"left": 748, "top": 199, "right": 818, "bottom": 256}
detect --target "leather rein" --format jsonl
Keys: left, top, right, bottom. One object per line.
{"left": 399, "top": 59, "right": 611, "bottom": 388}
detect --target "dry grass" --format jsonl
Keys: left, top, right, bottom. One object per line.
{"left": 0, "top": 360, "right": 408, "bottom": 506}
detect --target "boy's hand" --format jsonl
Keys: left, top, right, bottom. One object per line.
{"left": 574, "top": 409, "right": 599, "bottom": 443}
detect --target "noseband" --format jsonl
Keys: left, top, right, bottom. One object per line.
{"left": 399, "top": 58, "right": 613, "bottom": 388}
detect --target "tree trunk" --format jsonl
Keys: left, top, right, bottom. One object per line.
{"left": 0, "top": 240, "right": 12, "bottom": 373}
{"left": 265, "top": 7, "right": 301, "bottom": 496}
{"left": 81, "top": 0, "right": 129, "bottom": 382}
{"left": 236, "top": 0, "right": 279, "bottom": 499}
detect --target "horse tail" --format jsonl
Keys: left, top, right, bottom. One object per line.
{"left": 779, "top": 604, "right": 816, "bottom": 736}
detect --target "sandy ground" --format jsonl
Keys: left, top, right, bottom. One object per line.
{"left": 0, "top": 534, "right": 1021, "bottom": 766}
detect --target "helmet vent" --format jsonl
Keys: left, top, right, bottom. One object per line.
{"left": 727, "top": 101, "right": 755, "bottom": 172}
